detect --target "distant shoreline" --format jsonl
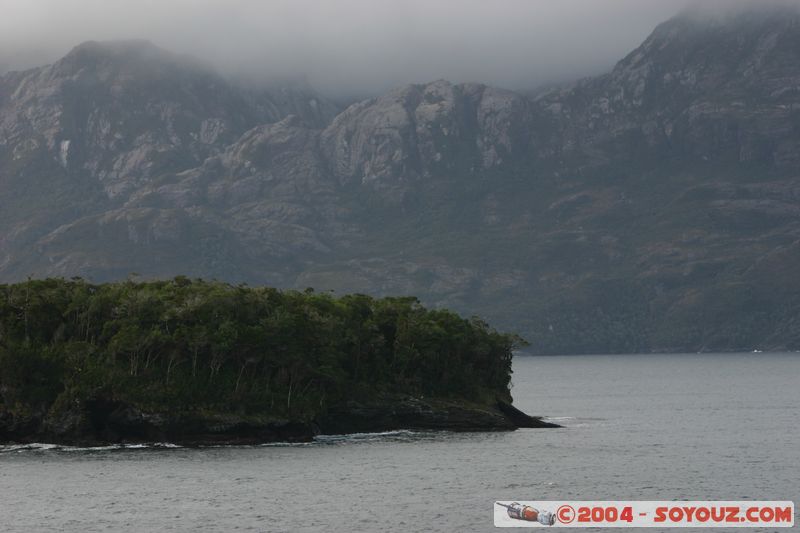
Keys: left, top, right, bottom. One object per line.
{"left": 513, "top": 351, "right": 800, "bottom": 357}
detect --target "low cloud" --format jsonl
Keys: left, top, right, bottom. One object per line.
{"left": 0, "top": 0, "right": 781, "bottom": 96}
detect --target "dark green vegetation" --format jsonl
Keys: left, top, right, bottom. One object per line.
{"left": 0, "top": 278, "right": 536, "bottom": 444}
{"left": 2, "top": 5, "right": 800, "bottom": 355}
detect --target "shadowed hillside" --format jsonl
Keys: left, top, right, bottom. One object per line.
{"left": 2, "top": 4, "right": 800, "bottom": 353}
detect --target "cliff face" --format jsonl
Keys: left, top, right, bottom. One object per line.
{"left": 321, "top": 81, "right": 533, "bottom": 189}
{"left": 536, "top": 6, "right": 800, "bottom": 168}
{"left": 2, "top": 5, "right": 800, "bottom": 353}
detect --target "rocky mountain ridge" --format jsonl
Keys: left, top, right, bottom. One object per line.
{"left": 2, "top": 5, "right": 800, "bottom": 353}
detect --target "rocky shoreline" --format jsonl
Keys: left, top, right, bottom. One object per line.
{"left": 0, "top": 396, "right": 559, "bottom": 447}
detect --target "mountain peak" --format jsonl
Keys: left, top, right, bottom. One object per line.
{"left": 678, "top": 0, "right": 800, "bottom": 23}
{"left": 62, "top": 39, "right": 167, "bottom": 64}
{"left": 604, "top": 0, "right": 800, "bottom": 107}
{"left": 625, "top": 1, "right": 799, "bottom": 62}
{"left": 53, "top": 39, "right": 211, "bottom": 78}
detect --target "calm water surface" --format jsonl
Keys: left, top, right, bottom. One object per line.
{"left": 1, "top": 353, "right": 798, "bottom": 532}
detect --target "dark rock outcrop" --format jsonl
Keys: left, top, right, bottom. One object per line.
{"left": 1, "top": 400, "right": 315, "bottom": 446}
{"left": 497, "top": 400, "right": 561, "bottom": 429}
{"left": 0, "top": 395, "right": 556, "bottom": 446}
{"left": 317, "top": 396, "right": 559, "bottom": 434}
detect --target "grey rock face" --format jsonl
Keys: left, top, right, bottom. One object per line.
{"left": 0, "top": 40, "right": 336, "bottom": 200}
{"left": 321, "top": 80, "right": 533, "bottom": 191}
{"left": 534, "top": 6, "right": 800, "bottom": 167}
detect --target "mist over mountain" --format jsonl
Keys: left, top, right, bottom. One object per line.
{"left": 1, "top": 0, "right": 697, "bottom": 97}
{"left": 2, "top": 1, "right": 800, "bottom": 353}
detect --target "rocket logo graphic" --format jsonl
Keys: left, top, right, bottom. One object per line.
{"left": 494, "top": 501, "right": 793, "bottom": 528}
{"left": 496, "top": 502, "right": 556, "bottom": 526}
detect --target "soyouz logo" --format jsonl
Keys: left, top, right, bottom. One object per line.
{"left": 494, "top": 501, "right": 794, "bottom": 528}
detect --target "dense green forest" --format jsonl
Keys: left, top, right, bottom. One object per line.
{"left": 0, "top": 278, "right": 520, "bottom": 426}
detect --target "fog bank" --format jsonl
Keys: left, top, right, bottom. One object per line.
{"left": 1, "top": 0, "right": 786, "bottom": 96}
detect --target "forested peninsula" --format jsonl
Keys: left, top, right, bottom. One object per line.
{"left": 0, "top": 278, "right": 555, "bottom": 445}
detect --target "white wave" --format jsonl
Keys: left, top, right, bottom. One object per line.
{"left": 118, "top": 442, "right": 182, "bottom": 449}
{"left": 317, "top": 429, "right": 420, "bottom": 440}
{"left": 0, "top": 443, "right": 61, "bottom": 453}
{"left": 0, "top": 442, "right": 183, "bottom": 453}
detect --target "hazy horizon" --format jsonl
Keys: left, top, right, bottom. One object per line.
{"left": 0, "top": 0, "right": 793, "bottom": 97}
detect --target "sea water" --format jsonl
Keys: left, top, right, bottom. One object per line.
{"left": 1, "top": 353, "right": 798, "bottom": 532}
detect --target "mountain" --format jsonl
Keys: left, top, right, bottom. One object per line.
{"left": 2, "top": 5, "right": 800, "bottom": 354}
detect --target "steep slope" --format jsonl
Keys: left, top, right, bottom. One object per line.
{"left": 535, "top": 4, "right": 800, "bottom": 168}
{"left": 0, "top": 40, "right": 338, "bottom": 282}
{"left": 321, "top": 81, "right": 534, "bottom": 191}
{"left": 514, "top": 4, "right": 800, "bottom": 352}
{"left": 2, "top": 5, "right": 800, "bottom": 353}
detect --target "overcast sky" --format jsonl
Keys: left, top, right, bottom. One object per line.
{"left": 0, "top": 0, "right": 762, "bottom": 96}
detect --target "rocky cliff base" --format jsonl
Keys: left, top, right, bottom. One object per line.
{"left": 317, "top": 396, "right": 560, "bottom": 434}
{"left": 0, "top": 396, "right": 558, "bottom": 447}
